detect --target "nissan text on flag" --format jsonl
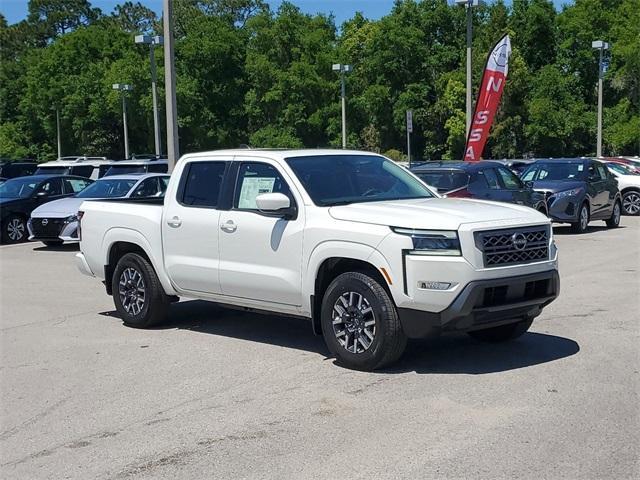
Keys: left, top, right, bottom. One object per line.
{"left": 75, "top": 149, "right": 559, "bottom": 371}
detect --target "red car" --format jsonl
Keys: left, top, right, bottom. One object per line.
{"left": 602, "top": 157, "right": 640, "bottom": 174}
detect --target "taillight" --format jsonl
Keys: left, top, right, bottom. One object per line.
{"left": 77, "top": 210, "right": 84, "bottom": 241}
{"left": 446, "top": 187, "right": 473, "bottom": 198}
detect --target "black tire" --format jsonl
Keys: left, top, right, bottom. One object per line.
{"left": 320, "top": 271, "right": 407, "bottom": 371}
{"left": 570, "top": 203, "right": 589, "bottom": 233}
{"left": 468, "top": 318, "right": 533, "bottom": 343}
{"left": 43, "top": 240, "right": 64, "bottom": 247}
{"left": 622, "top": 190, "right": 640, "bottom": 216}
{"left": 111, "top": 252, "right": 169, "bottom": 328}
{"left": 605, "top": 200, "right": 621, "bottom": 228}
{"left": 2, "top": 214, "right": 27, "bottom": 244}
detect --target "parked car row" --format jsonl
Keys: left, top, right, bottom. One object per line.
{"left": 0, "top": 173, "right": 169, "bottom": 244}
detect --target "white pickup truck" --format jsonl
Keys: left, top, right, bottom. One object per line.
{"left": 76, "top": 149, "right": 559, "bottom": 370}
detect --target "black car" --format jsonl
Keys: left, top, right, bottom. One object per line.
{"left": 0, "top": 161, "right": 38, "bottom": 179}
{"left": 0, "top": 175, "right": 93, "bottom": 243}
{"left": 520, "top": 159, "right": 622, "bottom": 233}
{"left": 411, "top": 161, "right": 548, "bottom": 213}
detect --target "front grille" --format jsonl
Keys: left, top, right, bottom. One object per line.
{"left": 475, "top": 226, "right": 549, "bottom": 267}
{"left": 30, "top": 218, "right": 65, "bottom": 238}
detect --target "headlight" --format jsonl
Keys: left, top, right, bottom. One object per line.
{"left": 64, "top": 214, "right": 78, "bottom": 224}
{"left": 554, "top": 187, "right": 583, "bottom": 199}
{"left": 392, "top": 227, "right": 461, "bottom": 256}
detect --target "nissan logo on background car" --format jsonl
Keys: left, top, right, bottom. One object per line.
{"left": 511, "top": 232, "right": 527, "bottom": 250}
{"left": 41, "top": 219, "right": 48, "bottom": 226}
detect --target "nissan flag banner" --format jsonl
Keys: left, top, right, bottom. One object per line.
{"left": 464, "top": 34, "right": 512, "bottom": 162}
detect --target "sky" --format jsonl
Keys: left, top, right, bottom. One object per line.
{"left": 1, "top": 0, "right": 571, "bottom": 26}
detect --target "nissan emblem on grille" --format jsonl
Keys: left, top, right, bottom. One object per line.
{"left": 511, "top": 233, "right": 527, "bottom": 251}
{"left": 475, "top": 227, "right": 549, "bottom": 268}
{"left": 42, "top": 219, "right": 48, "bottom": 226}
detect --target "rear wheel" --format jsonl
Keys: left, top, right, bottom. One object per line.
{"left": 321, "top": 272, "right": 406, "bottom": 371}
{"left": 2, "top": 215, "right": 26, "bottom": 244}
{"left": 570, "top": 203, "right": 589, "bottom": 233}
{"left": 622, "top": 191, "right": 640, "bottom": 216}
{"left": 468, "top": 318, "right": 533, "bottom": 343}
{"left": 605, "top": 200, "right": 621, "bottom": 228}
{"left": 111, "top": 253, "right": 169, "bottom": 328}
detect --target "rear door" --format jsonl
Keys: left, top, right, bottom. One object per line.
{"left": 218, "top": 158, "right": 305, "bottom": 306}
{"left": 496, "top": 166, "right": 531, "bottom": 206}
{"left": 162, "top": 159, "right": 230, "bottom": 294}
{"left": 475, "top": 168, "right": 505, "bottom": 201}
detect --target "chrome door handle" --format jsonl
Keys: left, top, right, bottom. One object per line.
{"left": 167, "top": 216, "right": 182, "bottom": 228}
{"left": 220, "top": 220, "right": 237, "bottom": 233}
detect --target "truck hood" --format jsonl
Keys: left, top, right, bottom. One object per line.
{"left": 531, "top": 180, "right": 586, "bottom": 194}
{"left": 31, "top": 197, "right": 85, "bottom": 218}
{"left": 328, "top": 198, "right": 544, "bottom": 230}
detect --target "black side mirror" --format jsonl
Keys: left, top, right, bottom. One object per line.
{"left": 524, "top": 180, "right": 534, "bottom": 189}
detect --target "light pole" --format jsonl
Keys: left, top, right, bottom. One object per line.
{"left": 135, "top": 34, "right": 164, "bottom": 158}
{"left": 456, "top": 0, "right": 484, "bottom": 138}
{"left": 592, "top": 40, "right": 609, "bottom": 158}
{"left": 332, "top": 63, "right": 352, "bottom": 149}
{"left": 163, "top": 0, "right": 179, "bottom": 172}
{"left": 55, "top": 108, "right": 62, "bottom": 159}
{"left": 112, "top": 83, "right": 133, "bottom": 159}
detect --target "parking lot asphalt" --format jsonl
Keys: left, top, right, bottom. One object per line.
{"left": 1, "top": 218, "right": 639, "bottom": 480}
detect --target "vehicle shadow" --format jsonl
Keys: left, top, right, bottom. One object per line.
{"left": 553, "top": 224, "right": 626, "bottom": 235}
{"left": 31, "top": 243, "right": 80, "bottom": 252}
{"left": 101, "top": 300, "right": 580, "bottom": 375}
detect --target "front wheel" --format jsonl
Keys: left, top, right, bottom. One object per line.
{"left": 112, "top": 252, "right": 169, "bottom": 328}
{"left": 622, "top": 191, "right": 640, "bottom": 216}
{"left": 468, "top": 318, "right": 533, "bottom": 343}
{"left": 605, "top": 200, "right": 621, "bottom": 228}
{"left": 2, "top": 215, "right": 27, "bottom": 244}
{"left": 570, "top": 203, "right": 589, "bottom": 234}
{"left": 320, "top": 272, "right": 406, "bottom": 371}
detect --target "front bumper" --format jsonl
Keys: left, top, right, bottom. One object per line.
{"left": 28, "top": 217, "right": 79, "bottom": 242}
{"left": 546, "top": 195, "right": 581, "bottom": 223}
{"left": 397, "top": 269, "right": 559, "bottom": 338}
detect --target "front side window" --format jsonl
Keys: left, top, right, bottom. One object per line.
{"left": 286, "top": 155, "right": 434, "bottom": 206}
{"left": 34, "top": 166, "right": 70, "bottom": 176}
{"left": 234, "top": 163, "right": 291, "bottom": 210}
{"left": 496, "top": 167, "right": 523, "bottom": 190}
{"left": 36, "top": 178, "right": 63, "bottom": 196}
{"left": 104, "top": 165, "right": 146, "bottom": 176}
{"left": 521, "top": 163, "right": 587, "bottom": 182}
{"left": 480, "top": 168, "right": 501, "bottom": 189}
{"left": 76, "top": 178, "right": 137, "bottom": 198}
{"left": 595, "top": 164, "right": 608, "bottom": 180}
{"left": 0, "top": 177, "right": 40, "bottom": 198}
{"left": 414, "top": 170, "right": 469, "bottom": 193}
{"left": 70, "top": 165, "right": 94, "bottom": 178}
{"left": 147, "top": 163, "right": 168, "bottom": 173}
{"left": 180, "top": 162, "right": 226, "bottom": 208}
{"left": 64, "top": 178, "right": 92, "bottom": 194}
{"left": 132, "top": 178, "right": 161, "bottom": 197}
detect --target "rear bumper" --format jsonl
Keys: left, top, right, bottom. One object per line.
{"left": 397, "top": 269, "right": 559, "bottom": 338}
{"left": 75, "top": 252, "right": 95, "bottom": 277}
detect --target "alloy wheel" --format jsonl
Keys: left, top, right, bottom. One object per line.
{"left": 613, "top": 203, "right": 621, "bottom": 225}
{"left": 7, "top": 218, "right": 25, "bottom": 242}
{"left": 623, "top": 192, "right": 640, "bottom": 215}
{"left": 332, "top": 291, "right": 376, "bottom": 354}
{"left": 118, "top": 267, "right": 146, "bottom": 315}
{"left": 580, "top": 206, "right": 588, "bottom": 231}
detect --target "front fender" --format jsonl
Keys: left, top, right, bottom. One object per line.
{"left": 102, "top": 227, "right": 177, "bottom": 296}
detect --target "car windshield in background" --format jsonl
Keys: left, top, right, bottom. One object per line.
{"left": 104, "top": 166, "right": 146, "bottom": 176}
{"left": 414, "top": 170, "right": 469, "bottom": 193}
{"left": 608, "top": 162, "right": 639, "bottom": 176}
{"left": 521, "top": 162, "right": 587, "bottom": 182}
{"left": 76, "top": 178, "right": 138, "bottom": 198}
{"left": 0, "top": 177, "right": 39, "bottom": 198}
{"left": 34, "top": 167, "right": 70, "bottom": 176}
{"left": 286, "top": 155, "right": 435, "bottom": 206}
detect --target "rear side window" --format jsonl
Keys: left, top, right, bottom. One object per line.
{"left": 180, "top": 161, "right": 226, "bottom": 208}
{"left": 63, "top": 178, "right": 92, "bottom": 194}
{"left": 479, "top": 169, "right": 500, "bottom": 189}
{"left": 70, "top": 165, "right": 94, "bottom": 178}
{"left": 148, "top": 163, "right": 168, "bottom": 173}
{"left": 414, "top": 171, "right": 469, "bottom": 193}
{"left": 496, "top": 167, "right": 522, "bottom": 190}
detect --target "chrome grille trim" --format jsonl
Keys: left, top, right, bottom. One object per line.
{"left": 474, "top": 225, "right": 550, "bottom": 268}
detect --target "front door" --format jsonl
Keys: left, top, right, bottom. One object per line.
{"left": 162, "top": 160, "right": 229, "bottom": 294}
{"left": 219, "top": 159, "right": 305, "bottom": 306}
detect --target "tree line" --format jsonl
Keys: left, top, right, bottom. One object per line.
{"left": 1, "top": 0, "right": 638, "bottom": 162}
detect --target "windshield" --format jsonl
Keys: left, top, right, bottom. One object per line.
{"left": 34, "top": 166, "right": 70, "bottom": 176}
{"left": 607, "top": 162, "right": 639, "bottom": 176}
{"left": 286, "top": 155, "right": 435, "bottom": 206}
{"left": 0, "top": 177, "right": 40, "bottom": 198}
{"left": 76, "top": 178, "right": 138, "bottom": 198}
{"left": 414, "top": 170, "right": 469, "bottom": 193}
{"left": 103, "top": 165, "right": 146, "bottom": 176}
{"left": 521, "top": 162, "right": 587, "bottom": 182}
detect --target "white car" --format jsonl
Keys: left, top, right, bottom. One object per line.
{"left": 75, "top": 149, "right": 559, "bottom": 371}
{"left": 34, "top": 156, "right": 113, "bottom": 180}
{"left": 28, "top": 173, "right": 169, "bottom": 246}
{"left": 604, "top": 162, "right": 640, "bottom": 215}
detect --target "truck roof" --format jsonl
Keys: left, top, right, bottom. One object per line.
{"left": 181, "top": 149, "right": 383, "bottom": 162}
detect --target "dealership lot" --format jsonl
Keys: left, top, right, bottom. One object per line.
{"left": 1, "top": 219, "right": 639, "bottom": 479}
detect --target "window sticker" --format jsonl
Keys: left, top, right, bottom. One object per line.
{"left": 578, "top": 164, "right": 584, "bottom": 171}
{"left": 238, "top": 177, "right": 276, "bottom": 209}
